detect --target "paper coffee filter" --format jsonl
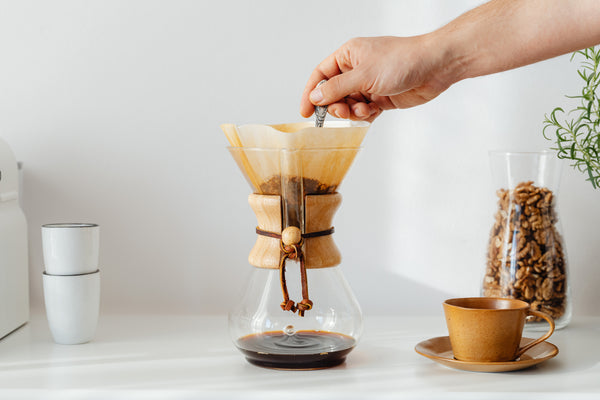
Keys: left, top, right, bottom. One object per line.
{"left": 223, "top": 121, "right": 369, "bottom": 194}
{"left": 236, "top": 121, "right": 368, "bottom": 149}
{"left": 228, "top": 147, "right": 280, "bottom": 193}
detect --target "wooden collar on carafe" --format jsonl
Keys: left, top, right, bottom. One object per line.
{"left": 256, "top": 226, "right": 335, "bottom": 316}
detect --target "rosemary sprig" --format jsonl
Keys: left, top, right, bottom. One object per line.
{"left": 543, "top": 46, "right": 600, "bottom": 189}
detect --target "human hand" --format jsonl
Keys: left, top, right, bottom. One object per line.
{"left": 300, "top": 35, "right": 459, "bottom": 122}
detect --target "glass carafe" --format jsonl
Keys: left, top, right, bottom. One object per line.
{"left": 229, "top": 264, "right": 362, "bottom": 369}
{"left": 482, "top": 151, "right": 571, "bottom": 330}
{"left": 224, "top": 122, "right": 369, "bottom": 369}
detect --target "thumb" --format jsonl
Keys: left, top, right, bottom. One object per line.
{"left": 310, "top": 70, "right": 365, "bottom": 106}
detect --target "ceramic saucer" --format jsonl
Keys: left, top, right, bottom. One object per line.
{"left": 415, "top": 336, "right": 558, "bottom": 372}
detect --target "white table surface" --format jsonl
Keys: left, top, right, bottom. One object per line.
{"left": 0, "top": 313, "right": 598, "bottom": 400}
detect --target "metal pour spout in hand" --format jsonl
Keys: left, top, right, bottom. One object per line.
{"left": 314, "top": 80, "right": 328, "bottom": 128}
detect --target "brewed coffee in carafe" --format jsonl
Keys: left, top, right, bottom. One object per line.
{"left": 224, "top": 121, "right": 370, "bottom": 369}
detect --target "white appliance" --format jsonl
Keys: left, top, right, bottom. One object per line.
{"left": 0, "top": 138, "right": 28, "bottom": 338}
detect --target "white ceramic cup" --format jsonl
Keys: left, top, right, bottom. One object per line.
{"left": 42, "top": 223, "right": 99, "bottom": 275}
{"left": 43, "top": 270, "right": 100, "bottom": 345}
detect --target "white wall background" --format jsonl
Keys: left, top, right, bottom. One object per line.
{"left": 0, "top": 0, "right": 598, "bottom": 316}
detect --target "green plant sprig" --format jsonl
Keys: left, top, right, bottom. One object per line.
{"left": 543, "top": 46, "right": 600, "bottom": 189}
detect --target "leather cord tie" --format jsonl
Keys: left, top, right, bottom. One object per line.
{"left": 255, "top": 226, "right": 335, "bottom": 239}
{"left": 256, "top": 226, "right": 334, "bottom": 316}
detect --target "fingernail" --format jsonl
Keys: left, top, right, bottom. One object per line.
{"left": 310, "top": 88, "right": 323, "bottom": 103}
{"left": 355, "top": 108, "right": 367, "bottom": 118}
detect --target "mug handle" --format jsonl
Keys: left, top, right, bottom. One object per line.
{"left": 515, "top": 310, "right": 555, "bottom": 359}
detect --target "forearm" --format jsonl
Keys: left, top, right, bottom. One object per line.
{"left": 433, "top": 0, "right": 600, "bottom": 83}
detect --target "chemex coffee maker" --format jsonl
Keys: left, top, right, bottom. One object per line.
{"left": 222, "top": 121, "right": 370, "bottom": 369}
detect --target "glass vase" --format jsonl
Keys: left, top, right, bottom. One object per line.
{"left": 482, "top": 151, "right": 571, "bottom": 330}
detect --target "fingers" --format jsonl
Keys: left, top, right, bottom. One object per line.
{"left": 328, "top": 97, "right": 380, "bottom": 121}
{"left": 344, "top": 96, "right": 372, "bottom": 119}
{"left": 300, "top": 50, "right": 344, "bottom": 117}
{"left": 305, "top": 99, "right": 380, "bottom": 121}
{"left": 300, "top": 70, "right": 367, "bottom": 118}
{"left": 300, "top": 38, "right": 387, "bottom": 120}
{"left": 350, "top": 102, "right": 374, "bottom": 119}
{"left": 327, "top": 102, "right": 350, "bottom": 119}
{"left": 300, "top": 69, "right": 329, "bottom": 117}
{"left": 300, "top": 42, "right": 365, "bottom": 117}
{"left": 311, "top": 70, "right": 365, "bottom": 106}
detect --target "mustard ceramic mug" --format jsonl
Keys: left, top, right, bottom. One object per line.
{"left": 443, "top": 297, "right": 554, "bottom": 362}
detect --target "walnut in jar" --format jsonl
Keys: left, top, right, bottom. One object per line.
{"left": 483, "top": 181, "right": 567, "bottom": 320}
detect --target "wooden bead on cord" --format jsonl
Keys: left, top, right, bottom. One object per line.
{"left": 281, "top": 226, "right": 302, "bottom": 246}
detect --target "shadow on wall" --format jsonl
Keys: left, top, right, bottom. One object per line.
{"left": 348, "top": 266, "right": 453, "bottom": 316}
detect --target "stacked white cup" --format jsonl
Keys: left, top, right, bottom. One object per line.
{"left": 42, "top": 223, "right": 100, "bottom": 344}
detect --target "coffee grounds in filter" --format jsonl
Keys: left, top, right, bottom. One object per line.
{"left": 258, "top": 176, "right": 336, "bottom": 228}
{"left": 258, "top": 176, "right": 337, "bottom": 196}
